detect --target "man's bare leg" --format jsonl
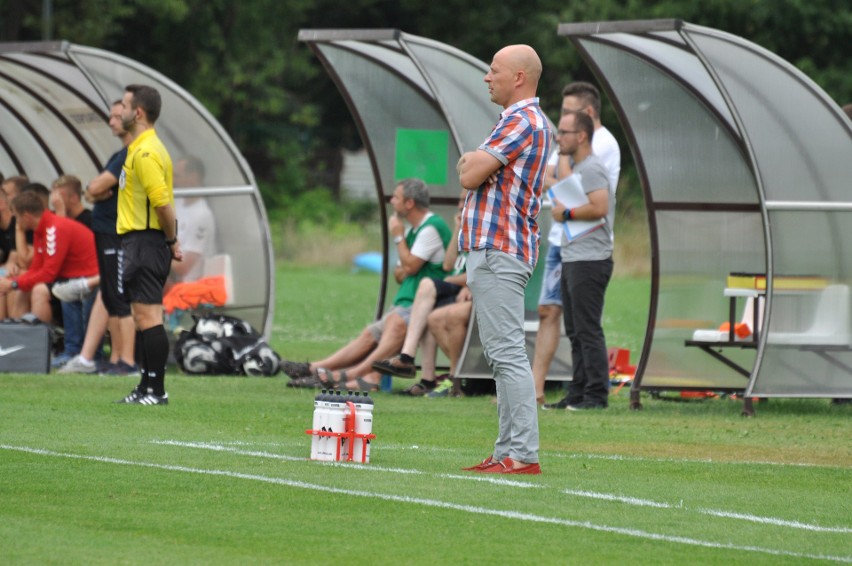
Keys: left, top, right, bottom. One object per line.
{"left": 532, "top": 304, "right": 562, "bottom": 404}
{"left": 309, "top": 329, "right": 378, "bottom": 372}
{"left": 399, "top": 278, "right": 437, "bottom": 357}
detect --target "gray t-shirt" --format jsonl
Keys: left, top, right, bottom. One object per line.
{"left": 560, "top": 154, "right": 614, "bottom": 262}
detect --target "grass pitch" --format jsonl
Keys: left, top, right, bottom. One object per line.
{"left": 0, "top": 265, "right": 849, "bottom": 564}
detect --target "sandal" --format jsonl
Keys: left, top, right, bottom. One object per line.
{"left": 315, "top": 368, "right": 347, "bottom": 388}
{"left": 399, "top": 380, "right": 435, "bottom": 397}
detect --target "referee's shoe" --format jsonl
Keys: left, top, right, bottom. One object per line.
{"left": 136, "top": 390, "right": 169, "bottom": 406}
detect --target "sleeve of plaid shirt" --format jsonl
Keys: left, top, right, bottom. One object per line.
{"left": 479, "top": 113, "right": 535, "bottom": 165}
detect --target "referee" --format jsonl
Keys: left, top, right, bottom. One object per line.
{"left": 115, "top": 84, "right": 183, "bottom": 406}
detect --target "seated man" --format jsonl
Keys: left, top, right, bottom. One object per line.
{"left": 167, "top": 156, "right": 216, "bottom": 288}
{"left": 49, "top": 175, "right": 98, "bottom": 367}
{"left": 371, "top": 200, "right": 468, "bottom": 396}
{"left": 282, "top": 178, "right": 450, "bottom": 392}
{"left": 0, "top": 176, "right": 32, "bottom": 317}
{"left": 423, "top": 291, "right": 473, "bottom": 397}
{"left": 0, "top": 191, "right": 98, "bottom": 331}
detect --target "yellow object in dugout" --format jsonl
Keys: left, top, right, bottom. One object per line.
{"left": 726, "top": 272, "right": 829, "bottom": 291}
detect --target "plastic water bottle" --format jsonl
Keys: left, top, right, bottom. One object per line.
{"left": 317, "top": 390, "right": 335, "bottom": 461}
{"left": 325, "top": 390, "right": 347, "bottom": 461}
{"left": 353, "top": 391, "right": 375, "bottom": 463}
{"left": 310, "top": 390, "right": 326, "bottom": 460}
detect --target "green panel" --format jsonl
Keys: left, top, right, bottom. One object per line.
{"left": 394, "top": 128, "right": 448, "bottom": 184}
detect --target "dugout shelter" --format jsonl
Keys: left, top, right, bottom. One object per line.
{"left": 298, "top": 29, "right": 571, "bottom": 381}
{"left": 0, "top": 41, "right": 273, "bottom": 337}
{"left": 559, "top": 20, "right": 852, "bottom": 410}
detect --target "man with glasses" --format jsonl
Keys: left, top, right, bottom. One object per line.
{"left": 546, "top": 110, "right": 614, "bottom": 410}
{"left": 536, "top": 82, "right": 621, "bottom": 406}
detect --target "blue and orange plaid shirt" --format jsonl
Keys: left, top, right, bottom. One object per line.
{"left": 459, "top": 97, "right": 551, "bottom": 267}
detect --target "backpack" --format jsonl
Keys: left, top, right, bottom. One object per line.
{"left": 174, "top": 314, "right": 281, "bottom": 377}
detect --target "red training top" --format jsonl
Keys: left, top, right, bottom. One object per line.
{"left": 14, "top": 210, "right": 99, "bottom": 292}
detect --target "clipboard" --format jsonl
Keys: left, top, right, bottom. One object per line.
{"left": 548, "top": 176, "right": 604, "bottom": 241}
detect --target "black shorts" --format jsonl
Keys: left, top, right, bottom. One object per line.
{"left": 433, "top": 278, "right": 462, "bottom": 309}
{"left": 96, "top": 232, "right": 130, "bottom": 317}
{"left": 120, "top": 230, "right": 171, "bottom": 305}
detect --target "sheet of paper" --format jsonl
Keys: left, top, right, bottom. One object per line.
{"left": 548, "top": 176, "right": 604, "bottom": 241}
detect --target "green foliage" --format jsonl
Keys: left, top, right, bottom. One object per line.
{"left": 1, "top": 0, "right": 849, "bottom": 217}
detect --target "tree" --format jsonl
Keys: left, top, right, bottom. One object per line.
{"left": 1, "top": 0, "right": 849, "bottom": 210}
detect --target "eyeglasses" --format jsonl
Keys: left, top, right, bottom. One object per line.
{"left": 556, "top": 130, "right": 579, "bottom": 136}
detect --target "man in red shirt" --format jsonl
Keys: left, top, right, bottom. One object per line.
{"left": 0, "top": 190, "right": 98, "bottom": 324}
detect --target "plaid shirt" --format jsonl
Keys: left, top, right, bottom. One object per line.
{"left": 459, "top": 98, "right": 551, "bottom": 266}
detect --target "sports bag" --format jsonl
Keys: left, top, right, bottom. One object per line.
{"left": 174, "top": 314, "right": 281, "bottom": 377}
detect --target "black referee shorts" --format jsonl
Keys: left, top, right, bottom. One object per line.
{"left": 120, "top": 230, "right": 171, "bottom": 305}
{"left": 96, "top": 232, "right": 131, "bottom": 317}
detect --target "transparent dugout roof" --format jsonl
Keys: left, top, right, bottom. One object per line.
{"left": 298, "top": 29, "right": 571, "bottom": 379}
{"left": 0, "top": 41, "right": 273, "bottom": 337}
{"left": 559, "top": 20, "right": 852, "bottom": 398}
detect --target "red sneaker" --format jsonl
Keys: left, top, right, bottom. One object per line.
{"left": 478, "top": 457, "right": 542, "bottom": 475}
{"left": 461, "top": 456, "right": 496, "bottom": 471}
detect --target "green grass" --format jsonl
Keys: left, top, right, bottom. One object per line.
{"left": 0, "top": 263, "right": 849, "bottom": 565}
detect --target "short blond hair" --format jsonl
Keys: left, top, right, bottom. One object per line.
{"left": 52, "top": 174, "right": 83, "bottom": 197}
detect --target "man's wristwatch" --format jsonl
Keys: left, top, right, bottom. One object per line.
{"left": 393, "top": 235, "right": 404, "bottom": 245}
{"left": 165, "top": 238, "right": 177, "bottom": 246}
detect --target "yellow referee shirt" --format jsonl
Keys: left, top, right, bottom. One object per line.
{"left": 117, "top": 128, "right": 174, "bottom": 235}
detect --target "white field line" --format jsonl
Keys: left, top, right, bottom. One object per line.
{"left": 161, "top": 440, "right": 851, "bottom": 534}
{"left": 213, "top": 439, "right": 848, "bottom": 471}
{"left": 1, "top": 444, "right": 848, "bottom": 564}
{"left": 554, "top": 451, "right": 849, "bottom": 470}
{"left": 562, "top": 489, "right": 852, "bottom": 534}
{"left": 153, "top": 440, "right": 538, "bottom": 488}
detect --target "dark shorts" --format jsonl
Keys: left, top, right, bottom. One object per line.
{"left": 434, "top": 278, "right": 462, "bottom": 309}
{"left": 96, "top": 232, "right": 130, "bottom": 317}
{"left": 120, "top": 230, "right": 171, "bottom": 305}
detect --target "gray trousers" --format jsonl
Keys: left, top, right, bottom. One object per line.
{"left": 466, "top": 249, "right": 539, "bottom": 463}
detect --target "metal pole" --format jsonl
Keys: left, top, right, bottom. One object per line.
{"left": 42, "top": 0, "right": 53, "bottom": 40}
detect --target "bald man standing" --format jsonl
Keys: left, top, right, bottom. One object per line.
{"left": 457, "top": 44, "right": 552, "bottom": 474}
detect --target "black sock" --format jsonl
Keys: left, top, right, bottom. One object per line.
{"left": 399, "top": 353, "right": 415, "bottom": 364}
{"left": 135, "top": 329, "right": 148, "bottom": 391}
{"left": 142, "top": 325, "right": 169, "bottom": 396}
{"left": 420, "top": 379, "right": 435, "bottom": 390}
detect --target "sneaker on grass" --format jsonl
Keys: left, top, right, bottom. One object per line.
{"left": 57, "top": 355, "right": 97, "bottom": 374}
{"left": 427, "top": 378, "right": 454, "bottom": 398}
{"left": 51, "top": 277, "right": 93, "bottom": 302}
{"left": 115, "top": 386, "right": 146, "bottom": 404}
{"left": 103, "top": 360, "right": 138, "bottom": 376}
{"left": 135, "top": 391, "right": 168, "bottom": 406}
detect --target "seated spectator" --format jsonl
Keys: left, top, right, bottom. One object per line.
{"left": 423, "top": 290, "right": 473, "bottom": 397}
{"left": 0, "top": 175, "right": 31, "bottom": 317}
{"left": 282, "top": 178, "right": 451, "bottom": 392}
{"left": 0, "top": 183, "right": 15, "bottom": 318}
{"left": 372, "top": 198, "right": 468, "bottom": 396}
{"left": 0, "top": 191, "right": 98, "bottom": 344}
{"left": 167, "top": 156, "right": 216, "bottom": 287}
{"left": 49, "top": 175, "right": 99, "bottom": 367}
